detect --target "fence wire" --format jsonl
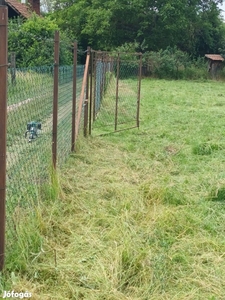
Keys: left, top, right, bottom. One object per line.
{"left": 6, "top": 62, "right": 84, "bottom": 259}
{"left": 57, "top": 65, "right": 84, "bottom": 166}
{"left": 3, "top": 42, "right": 141, "bottom": 269}
{"left": 91, "top": 51, "right": 141, "bottom": 135}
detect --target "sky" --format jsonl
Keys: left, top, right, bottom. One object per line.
{"left": 219, "top": 2, "right": 225, "bottom": 19}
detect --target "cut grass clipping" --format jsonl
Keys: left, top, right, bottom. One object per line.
{"left": 1, "top": 79, "right": 225, "bottom": 299}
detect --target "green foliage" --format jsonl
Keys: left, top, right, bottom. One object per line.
{"left": 50, "top": 0, "right": 224, "bottom": 57}
{"left": 8, "top": 15, "right": 73, "bottom": 67}
{"left": 142, "top": 47, "right": 210, "bottom": 80}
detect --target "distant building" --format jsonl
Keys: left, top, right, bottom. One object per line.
{"left": 0, "top": 0, "right": 40, "bottom": 18}
{"left": 205, "top": 54, "right": 224, "bottom": 79}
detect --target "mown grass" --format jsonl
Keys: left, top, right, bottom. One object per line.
{"left": 2, "top": 78, "right": 225, "bottom": 299}
{"left": 92, "top": 75, "right": 139, "bottom": 135}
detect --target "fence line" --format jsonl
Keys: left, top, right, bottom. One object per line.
{"left": 0, "top": 8, "right": 142, "bottom": 270}
{"left": 89, "top": 50, "right": 142, "bottom": 136}
{"left": 0, "top": 8, "right": 85, "bottom": 270}
{"left": 0, "top": 5, "right": 8, "bottom": 272}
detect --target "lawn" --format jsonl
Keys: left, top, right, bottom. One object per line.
{"left": 2, "top": 78, "right": 225, "bottom": 300}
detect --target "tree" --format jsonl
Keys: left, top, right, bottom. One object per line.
{"left": 50, "top": 0, "right": 225, "bottom": 57}
{"left": 8, "top": 15, "right": 72, "bottom": 67}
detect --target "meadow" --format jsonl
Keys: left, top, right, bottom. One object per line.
{"left": 1, "top": 78, "right": 225, "bottom": 299}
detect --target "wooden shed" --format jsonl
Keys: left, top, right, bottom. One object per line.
{"left": 205, "top": 54, "right": 224, "bottom": 78}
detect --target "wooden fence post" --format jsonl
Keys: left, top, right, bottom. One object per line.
{"left": 76, "top": 48, "right": 90, "bottom": 139}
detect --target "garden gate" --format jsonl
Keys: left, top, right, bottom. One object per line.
{"left": 88, "top": 50, "right": 142, "bottom": 135}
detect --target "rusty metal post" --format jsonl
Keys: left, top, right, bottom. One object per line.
{"left": 115, "top": 53, "right": 120, "bottom": 131}
{"left": 89, "top": 49, "right": 93, "bottom": 135}
{"left": 103, "top": 52, "right": 106, "bottom": 91}
{"left": 93, "top": 51, "right": 97, "bottom": 122}
{"left": 0, "top": 5, "right": 8, "bottom": 271}
{"left": 100, "top": 52, "right": 104, "bottom": 102}
{"left": 137, "top": 53, "right": 142, "bottom": 128}
{"left": 52, "top": 31, "right": 59, "bottom": 169}
{"left": 83, "top": 47, "right": 90, "bottom": 137}
{"left": 83, "top": 100, "right": 88, "bottom": 137}
{"left": 71, "top": 41, "right": 77, "bottom": 151}
{"left": 10, "top": 52, "right": 16, "bottom": 85}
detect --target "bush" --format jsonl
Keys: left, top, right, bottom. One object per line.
{"left": 8, "top": 15, "right": 73, "bottom": 67}
{"left": 143, "top": 47, "right": 209, "bottom": 80}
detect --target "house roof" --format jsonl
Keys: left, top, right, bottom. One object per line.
{"left": 205, "top": 54, "right": 224, "bottom": 61}
{"left": 5, "top": 0, "right": 33, "bottom": 18}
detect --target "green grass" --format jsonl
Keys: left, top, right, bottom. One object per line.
{"left": 2, "top": 78, "right": 225, "bottom": 299}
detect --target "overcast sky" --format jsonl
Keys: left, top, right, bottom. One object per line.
{"left": 219, "top": 2, "right": 225, "bottom": 19}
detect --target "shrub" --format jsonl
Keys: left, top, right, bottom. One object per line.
{"left": 8, "top": 15, "right": 73, "bottom": 67}
{"left": 143, "top": 47, "right": 209, "bottom": 80}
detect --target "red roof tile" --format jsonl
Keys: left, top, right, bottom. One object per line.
{"left": 5, "top": 0, "right": 33, "bottom": 18}
{"left": 205, "top": 54, "right": 224, "bottom": 61}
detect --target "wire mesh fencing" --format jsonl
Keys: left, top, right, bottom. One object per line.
{"left": 90, "top": 51, "right": 142, "bottom": 135}
{"left": 5, "top": 37, "right": 85, "bottom": 267}
{"left": 57, "top": 65, "right": 84, "bottom": 166}
{"left": 0, "top": 18, "right": 142, "bottom": 269}
{"left": 7, "top": 67, "right": 55, "bottom": 182}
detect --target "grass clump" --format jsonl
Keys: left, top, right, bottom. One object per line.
{"left": 208, "top": 187, "right": 225, "bottom": 202}
{"left": 193, "top": 142, "right": 222, "bottom": 155}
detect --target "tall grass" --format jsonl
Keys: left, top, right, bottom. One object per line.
{"left": 1, "top": 79, "right": 225, "bottom": 299}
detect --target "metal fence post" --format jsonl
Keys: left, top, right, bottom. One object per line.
{"left": 71, "top": 41, "right": 77, "bottom": 151}
{"left": 115, "top": 53, "right": 120, "bottom": 131}
{"left": 83, "top": 47, "right": 90, "bottom": 137}
{"left": 89, "top": 49, "right": 93, "bottom": 135}
{"left": 52, "top": 31, "right": 59, "bottom": 169}
{"left": 0, "top": 5, "right": 8, "bottom": 271}
{"left": 137, "top": 53, "right": 142, "bottom": 128}
{"left": 93, "top": 52, "right": 97, "bottom": 122}
{"left": 10, "top": 52, "right": 16, "bottom": 85}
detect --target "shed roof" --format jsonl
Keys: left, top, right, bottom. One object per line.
{"left": 205, "top": 54, "right": 224, "bottom": 61}
{"left": 5, "top": 0, "right": 33, "bottom": 18}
